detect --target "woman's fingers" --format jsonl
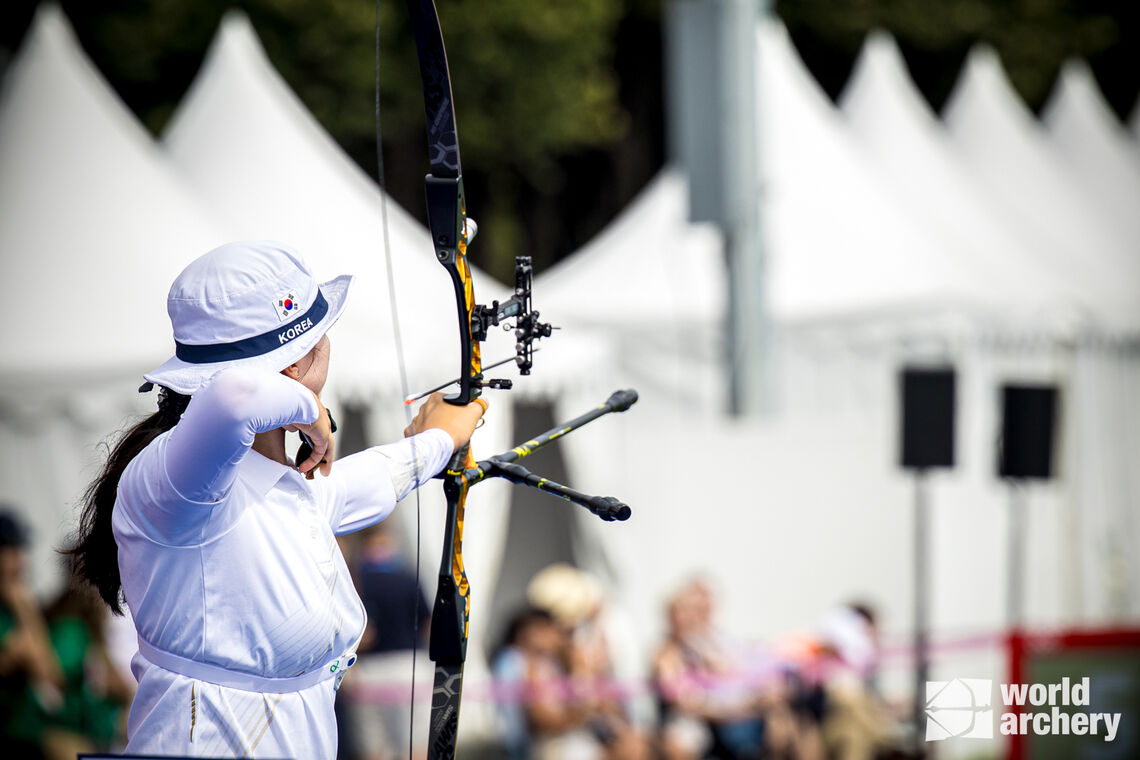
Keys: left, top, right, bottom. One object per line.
{"left": 296, "top": 432, "right": 327, "bottom": 474}
{"left": 319, "top": 433, "right": 335, "bottom": 477}
{"left": 403, "top": 392, "right": 487, "bottom": 451}
{"left": 297, "top": 395, "right": 335, "bottom": 475}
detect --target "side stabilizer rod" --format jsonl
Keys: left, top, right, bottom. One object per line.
{"left": 459, "top": 388, "right": 639, "bottom": 521}
{"left": 492, "top": 389, "right": 638, "bottom": 467}
{"left": 479, "top": 460, "right": 631, "bottom": 522}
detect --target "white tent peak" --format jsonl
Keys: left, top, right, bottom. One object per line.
{"left": 841, "top": 29, "right": 938, "bottom": 126}
{"left": 164, "top": 9, "right": 383, "bottom": 227}
{"left": 758, "top": 19, "right": 1024, "bottom": 322}
{"left": 838, "top": 29, "right": 1099, "bottom": 329}
{"left": 1040, "top": 57, "right": 1140, "bottom": 240}
{"left": 943, "top": 44, "right": 1033, "bottom": 129}
{"left": 758, "top": 20, "right": 838, "bottom": 119}
{"left": 942, "top": 43, "right": 1140, "bottom": 328}
{"left": 162, "top": 6, "right": 436, "bottom": 263}
{"left": 161, "top": 10, "right": 513, "bottom": 397}
{"left": 4, "top": 4, "right": 153, "bottom": 150}
{"left": 0, "top": 3, "right": 231, "bottom": 377}
{"left": 1043, "top": 58, "right": 1129, "bottom": 137}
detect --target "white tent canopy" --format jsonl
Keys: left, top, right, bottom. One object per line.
{"left": 839, "top": 32, "right": 1102, "bottom": 333}
{"left": 550, "top": 21, "right": 1140, "bottom": 676}
{"left": 0, "top": 5, "right": 232, "bottom": 592}
{"left": 757, "top": 22, "right": 1018, "bottom": 325}
{"left": 1041, "top": 58, "right": 1140, "bottom": 243}
{"left": 530, "top": 20, "right": 1100, "bottom": 416}
{"left": 943, "top": 46, "right": 1140, "bottom": 330}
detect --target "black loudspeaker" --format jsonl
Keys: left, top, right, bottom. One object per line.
{"left": 900, "top": 367, "right": 956, "bottom": 470}
{"left": 999, "top": 385, "right": 1058, "bottom": 480}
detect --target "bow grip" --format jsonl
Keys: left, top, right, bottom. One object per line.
{"left": 428, "top": 574, "right": 468, "bottom": 665}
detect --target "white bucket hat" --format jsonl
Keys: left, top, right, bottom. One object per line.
{"left": 143, "top": 241, "right": 353, "bottom": 395}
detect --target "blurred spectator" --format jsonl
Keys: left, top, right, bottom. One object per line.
{"left": 343, "top": 521, "right": 430, "bottom": 760}
{"left": 492, "top": 606, "right": 578, "bottom": 759}
{"left": 652, "top": 579, "right": 768, "bottom": 760}
{"left": 527, "top": 563, "right": 650, "bottom": 760}
{"left": 817, "top": 603, "right": 897, "bottom": 760}
{"left": 40, "top": 568, "right": 133, "bottom": 759}
{"left": 655, "top": 584, "right": 715, "bottom": 759}
{"left": 0, "top": 509, "right": 63, "bottom": 758}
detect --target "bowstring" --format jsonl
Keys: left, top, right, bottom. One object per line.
{"left": 375, "top": 2, "right": 423, "bottom": 758}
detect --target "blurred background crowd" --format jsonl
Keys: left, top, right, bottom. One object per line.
{"left": 0, "top": 511, "right": 132, "bottom": 759}
{"left": 1, "top": 506, "right": 913, "bottom": 760}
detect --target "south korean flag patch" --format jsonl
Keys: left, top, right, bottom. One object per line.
{"left": 274, "top": 291, "right": 302, "bottom": 321}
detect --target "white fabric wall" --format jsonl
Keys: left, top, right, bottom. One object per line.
{"left": 560, "top": 330, "right": 1140, "bottom": 679}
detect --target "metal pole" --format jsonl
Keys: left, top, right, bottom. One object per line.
{"left": 914, "top": 470, "right": 929, "bottom": 756}
{"left": 722, "top": 0, "right": 768, "bottom": 416}
{"left": 1008, "top": 482, "right": 1026, "bottom": 629}
{"left": 664, "top": 0, "right": 771, "bottom": 416}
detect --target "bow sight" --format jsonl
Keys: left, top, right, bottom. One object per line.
{"left": 471, "top": 256, "right": 553, "bottom": 389}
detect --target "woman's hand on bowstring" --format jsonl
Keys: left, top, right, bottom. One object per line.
{"left": 287, "top": 393, "right": 335, "bottom": 477}
{"left": 405, "top": 392, "right": 487, "bottom": 452}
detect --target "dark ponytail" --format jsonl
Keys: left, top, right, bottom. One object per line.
{"left": 65, "top": 387, "right": 190, "bottom": 614}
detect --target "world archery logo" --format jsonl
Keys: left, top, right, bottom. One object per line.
{"left": 925, "top": 678, "right": 994, "bottom": 740}
{"left": 274, "top": 291, "right": 302, "bottom": 321}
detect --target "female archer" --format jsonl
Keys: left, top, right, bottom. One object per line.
{"left": 67, "top": 240, "right": 484, "bottom": 756}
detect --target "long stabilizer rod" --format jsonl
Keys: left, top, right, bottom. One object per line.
{"left": 464, "top": 389, "right": 638, "bottom": 521}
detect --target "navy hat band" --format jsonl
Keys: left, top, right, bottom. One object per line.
{"left": 174, "top": 290, "right": 329, "bottom": 364}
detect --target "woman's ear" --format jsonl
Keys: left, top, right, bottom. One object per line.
{"left": 281, "top": 362, "right": 301, "bottom": 380}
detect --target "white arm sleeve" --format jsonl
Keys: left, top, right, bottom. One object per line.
{"left": 163, "top": 368, "right": 320, "bottom": 503}
{"left": 328, "top": 428, "right": 454, "bottom": 534}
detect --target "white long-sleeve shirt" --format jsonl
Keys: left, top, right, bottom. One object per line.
{"left": 113, "top": 367, "right": 452, "bottom": 757}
